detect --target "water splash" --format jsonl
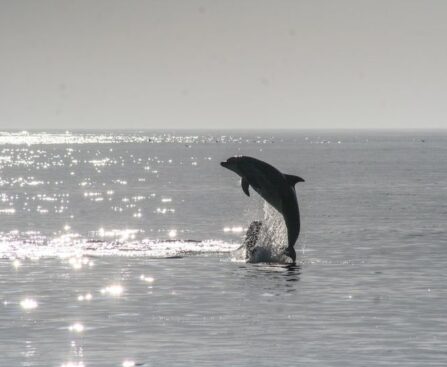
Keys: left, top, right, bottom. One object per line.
{"left": 233, "top": 201, "right": 290, "bottom": 263}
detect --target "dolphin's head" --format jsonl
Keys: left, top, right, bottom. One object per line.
{"left": 220, "top": 156, "right": 244, "bottom": 175}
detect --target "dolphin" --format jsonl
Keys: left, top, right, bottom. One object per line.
{"left": 220, "top": 156, "right": 304, "bottom": 262}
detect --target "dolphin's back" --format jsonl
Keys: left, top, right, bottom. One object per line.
{"left": 239, "top": 157, "right": 289, "bottom": 209}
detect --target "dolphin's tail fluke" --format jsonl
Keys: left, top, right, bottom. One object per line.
{"left": 284, "top": 246, "right": 296, "bottom": 263}
{"left": 284, "top": 214, "right": 299, "bottom": 262}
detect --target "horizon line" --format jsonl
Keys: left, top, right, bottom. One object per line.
{"left": 1, "top": 127, "right": 446, "bottom": 132}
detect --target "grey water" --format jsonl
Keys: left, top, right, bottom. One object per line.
{"left": 0, "top": 130, "right": 446, "bottom": 366}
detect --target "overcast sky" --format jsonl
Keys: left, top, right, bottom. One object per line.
{"left": 1, "top": 0, "right": 446, "bottom": 130}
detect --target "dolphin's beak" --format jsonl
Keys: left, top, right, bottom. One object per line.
{"left": 221, "top": 158, "right": 238, "bottom": 172}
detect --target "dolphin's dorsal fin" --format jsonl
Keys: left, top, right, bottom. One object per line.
{"left": 241, "top": 177, "right": 250, "bottom": 196}
{"left": 284, "top": 174, "right": 305, "bottom": 186}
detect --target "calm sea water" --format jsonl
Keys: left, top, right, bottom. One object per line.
{"left": 0, "top": 130, "right": 446, "bottom": 366}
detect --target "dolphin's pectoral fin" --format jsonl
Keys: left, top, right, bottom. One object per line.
{"left": 241, "top": 177, "right": 250, "bottom": 196}
{"left": 284, "top": 174, "right": 305, "bottom": 186}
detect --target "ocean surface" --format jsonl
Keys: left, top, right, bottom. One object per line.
{"left": 0, "top": 130, "right": 446, "bottom": 366}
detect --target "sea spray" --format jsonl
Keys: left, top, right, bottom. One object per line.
{"left": 233, "top": 201, "right": 290, "bottom": 263}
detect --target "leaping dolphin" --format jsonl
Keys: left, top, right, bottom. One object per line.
{"left": 220, "top": 156, "right": 304, "bottom": 262}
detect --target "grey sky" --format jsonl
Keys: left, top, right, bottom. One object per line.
{"left": 1, "top": 0, "right": 446, "bottom": 130}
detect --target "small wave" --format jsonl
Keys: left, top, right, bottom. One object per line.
{"left": 0, "top": 231, "right": 240, "bottom": 259}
